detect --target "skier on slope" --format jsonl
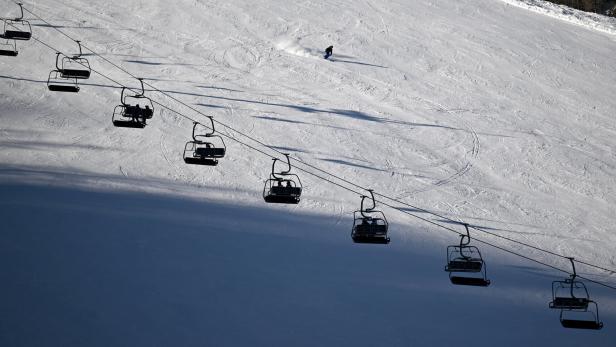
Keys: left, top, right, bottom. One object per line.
{"left": 324, "top": 45, "right": 333, "bottom": 59}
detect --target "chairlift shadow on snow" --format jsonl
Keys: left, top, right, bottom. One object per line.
{"left": 270, "top": 145, "right": 310, "bottom": 154}
{"left": 0, "top": 139, "right": 121, "bottom": 152}
{"left": 320, "top": 158, "right": 388, "bottom": 173}
{"left": 253, "top": 114, "right": 369, "bottom": 133}
{"left": 197, "top": 85, "right": 244, "bottom": 93}
{"left": 436, "top": 219, "right": 525, "bottom": 234}
{"left": 0, "top": 74, "right": 122, "bottom": 90}
{"left": 123, "top": 59, "right": 200, "bottom": 67}
{"left": 195, "top": 102, "right": 228, "bottom": 109}
{"left": 254, "top": 115, "right": 307, "bottom": 125}
{"left": 31, "top": 23, "right": 99, "bottom": 30}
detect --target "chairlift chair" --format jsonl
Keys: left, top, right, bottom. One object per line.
{"left": 112, "top": 80, "right": 154, "bottom": 128}
{"left": 183, "top": 117, "right": 226, "bottom": 166}
{"left": 47, "top": 49, "right": 89, "bottom": 93}
{"left": 263, "top": 154, "right": 302, "bottom": 204}
{"left": 0, "top": 39, "right": 17, "bottom": 56}
{"left": 47, "top": 69, "right": 79, "bottom": 93}
{"left": 57, "top": 41, "right": 91, "bottom": 79}
{"left": 1, "top": 3, "right": 32, "bottom": 41}
{"left": 444, "top": 224, "right": 490, "bottom": 286}
{"left": 549, "top": 258, "right": 603, "bottom": 330}
{"left": 351, "top": 190, "right": 390, "bottom": 244}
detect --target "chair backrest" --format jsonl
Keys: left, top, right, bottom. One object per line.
{"left": 355, "top": 222, "right": 387, "bottom": 235}
{"left": 123, "top": 105, "right": 141, "bottom": 118}
{"left": 142, "top": 107, "right": 153, "bottom": 118}
{"left": 447, "top": 259, "right": 482, "bottom": 271}
{"left": 270, "top": 185, "right": 301, "bottom": 196}
{"left": 195, "top": 147, "right": 225, "bottom": 158}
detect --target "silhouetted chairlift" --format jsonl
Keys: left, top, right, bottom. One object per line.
{"left": 0, "top": 38, "right": 17, "bottom": 56}
{"left": 351, "top": 190, "right": 390, "bottom": 244}
{"left": 183, "top": 117, "right": 226, "bottom": 166}
{"left": 112, "top": 79, "right": 154, "bottom": 128}
{"left": 47, "top": 42, "right": 91, "bottom": 93}
{"left": 57, "top": 41, "right": 91, "bottom": 79}
{"left": 444, "top": 224, "right": 490, "bottom": 286}
{"left": 1, "top": 3, "right": 32, "bottom": 41}
{"left": 549, "top": 258, "right": 603, "bottom": 330}
{"left": 47, "top": 57, "right": 80, "bottom": 93}
{"left": 263, "top": 154, "right": 302, "bottom": 204}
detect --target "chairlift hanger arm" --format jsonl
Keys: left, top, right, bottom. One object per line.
{"left": 120, "top": 87, "right": 127, "bottom": 106}
{"left": 568, "top": 257, "right": 578, "bottom": 299}
{"left": 365, "top": 189, "right": 376, "bottom": 212}
{"left": 137, "top": 77, "right": 145, "bottom": 96}
{"left": 269, "top": 153, "right": 293, "bottom": 179}
{"left": 191, "top": 122, "right": 200, "bottom": 141}
{"left": 72, "top": 40, "right": 83, "bottom": 59}
{"left": 359, "top": 195, "right": 369, "bottom": 218}
{"left": 270, "top": 158, "right": 281, "bottom": 180}
{"left": 280, "top": 153, "right": 292, "bottom": 175}
{"left": 16, "top": 3, "right": 25, "bottom": 21}
{"left": 460, "top": 223, "right": 471, "bottom": 247}
{"left": 205, "top": 116, "right": 216, "bottom": 137}
{"left": 54, "top": 52, "right": 61, "bottom": 70}
{"left": 569, "top": 257, "right": 577, "bottom": 280}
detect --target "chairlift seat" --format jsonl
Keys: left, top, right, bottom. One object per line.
{"left": 446, "top": 260, "right": 483, "bottom": 272}
{"left": 270, "top": 185, "right": 301, "bottom": 197}
{"left": 48, "top": 84, "right": 79, "bottom": 93}
{"left": 0, "top": 49, "right": 17, "bottom": 56}
{"left": 264, "top": 193, "right": 300, "bottom": 204}
{"left": 352, "top": 233, "right": 390, "bottom": 244}
{"left": 60, "top": 68, "right": 91, "bottom": 79}
{"left": 3, "top": 30, "right": 31, "bottom": 40}
{"left": 263, "top": 180, "right": 302, "bottom": 204}
{"left": 113, "top": 119, "right": 146, "bottom": 129}
{"left": 550, "top": 297, "right": 589, "bottom": 310}
{"left": 561, "top": 319, "right": 603, "bottom": 330}
{"left": 352, "top": 221, "right": 389, "bottom": 244}
{"left": 184, "top": 157, "right": 218, "bottom": 166}
{"left": 195, "top": 147, "right": 226, "bottom": 158}
{"left": 354, "top": 223, "right": 388, "bottom": 235}
{"left": 450, "top": 276, "right": 490, "bottom": 287}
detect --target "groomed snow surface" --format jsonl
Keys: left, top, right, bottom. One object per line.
{"left": 1, "top": 0, "right": 616, "bottom": 346}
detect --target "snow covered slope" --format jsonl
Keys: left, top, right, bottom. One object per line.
{"left": 1, "top": 0, "right": 615, "bottom": 346}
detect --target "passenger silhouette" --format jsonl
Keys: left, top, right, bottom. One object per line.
{"left": 133, "top": 104, "right": 141, "bottom": 120}
{"left": 144, "top": 105, "right": 151, "bottom": 118}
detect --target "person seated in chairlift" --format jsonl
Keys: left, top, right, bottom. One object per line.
{"left": 324, "top": 45, "right": 333, "bottom": 59}
{"left": 134, "top": 104, "right": 141, "bottom": 119}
